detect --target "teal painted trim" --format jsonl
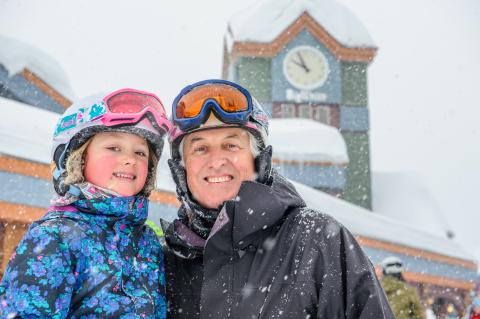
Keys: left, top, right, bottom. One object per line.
{"left": 341, "top": 62, "right": 368, "bottom": 106}
{"left": 342, "top": 132, "right": 372, "bottom": 209}
{"left": 340, "top": 105, "right": 369, "bottom": 132}
{"left": 235, "top": 57, "right": 271, "bottom": 102}
{"left": 362, "top": 246, "right": 477, "bottom": 282}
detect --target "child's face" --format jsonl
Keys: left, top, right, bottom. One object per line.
{"left": 83, "top": 132, "right": 150, "bottom": 196}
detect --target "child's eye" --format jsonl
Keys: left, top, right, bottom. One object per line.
{"left": 107, "top": 146, "right": 121, "bottom": 152}
{"left": 136, "top": 151, "right": 147, "bottom": 157}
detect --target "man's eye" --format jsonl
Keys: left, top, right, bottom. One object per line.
{"left": 193, "top": 146, "right": 207, "bottom": 153}
{"left": 226, "top": 143, "right": 239, "bottom": 150}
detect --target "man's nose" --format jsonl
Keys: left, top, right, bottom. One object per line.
{"left": 208, "top": 149, "right": 227, "bottom": 168}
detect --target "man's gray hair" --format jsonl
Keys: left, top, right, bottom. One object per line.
{"left": 178, "top": 131, "right": 261, "bottom": 167}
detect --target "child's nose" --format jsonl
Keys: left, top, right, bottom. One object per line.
{"left": 122, "top": 153, "right": 137, "bottom": 165}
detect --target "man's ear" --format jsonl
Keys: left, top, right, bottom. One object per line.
{"left": 255, "top": 145, "right": 273, "bottom": 185}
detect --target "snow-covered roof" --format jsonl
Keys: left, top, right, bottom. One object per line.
{"left": 372, "top": 171, "right": 454, "bottom": 239}
{"left": 0, "top": 35, "right": 75, "bottom": 100}
{"left": 292, "top": 181, "right": 473, "bottom": 261}
{"left": 227, "top": 0, "right": 375, "bottom": 49}
{"left": 0, "top": 96, "right": 57, "bottom": 163}
{"left": 269, "top": 118, "right": 348, "bottom": 164}
{"left": 154, "top": 161, "right": 472, "bottom": 261}
{"left": 0, "top": 100, "right": 472, "bottom": 262}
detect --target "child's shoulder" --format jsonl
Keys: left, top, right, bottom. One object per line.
{"left": 28, "top": 209, "right": 91, "bottom": 239}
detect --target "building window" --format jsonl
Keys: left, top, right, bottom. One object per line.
{"left": 280, "top": 103, "right": 295, "bottom": 118}
{"left": 312, "top": 105, "right": 331, "bottom": 124}
{"left": 298, "top": 104, "right": 311, "bottom": 119}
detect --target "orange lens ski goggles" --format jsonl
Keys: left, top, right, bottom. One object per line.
{"left": 172, "top": 80, "right": 252, "bottom": 131}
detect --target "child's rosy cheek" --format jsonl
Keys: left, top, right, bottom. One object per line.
{"left": 138, "top": 161, "right": 149, "bottom": 176}
{"left": 86, "top": 155, "right": 117, "bottom": 176}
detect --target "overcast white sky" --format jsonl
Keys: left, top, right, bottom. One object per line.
{"left": 0, "top": 0, "right": 479, "bottom": 261}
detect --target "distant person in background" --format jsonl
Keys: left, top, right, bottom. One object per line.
{"left": 381, "top": 256, "right": 426, "bottom": 319}
{"left": 467, "top": 297, "right": 480, "bottom": 319}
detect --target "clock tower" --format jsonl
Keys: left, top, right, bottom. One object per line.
{"left": 222, "top": 0, "right": 377, "bottom": 209}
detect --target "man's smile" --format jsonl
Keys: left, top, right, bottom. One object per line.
{"left": 205, "top": 175, "right": 233, "bottom": 183}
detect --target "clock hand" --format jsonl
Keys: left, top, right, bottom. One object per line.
{"left": 296, "top": 52, "right": 310, "bottom": 73}
{"left": 292, "top": 59, "right": 309, "bottom": 71}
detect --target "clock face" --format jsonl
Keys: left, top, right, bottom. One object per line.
{"left": 283, "top": 45, "right": 330, "bottom": 90}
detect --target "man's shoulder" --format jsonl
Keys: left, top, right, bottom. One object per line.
{"left": 284, "top": 206, "right": 353, "bottom": 246}
{"left": 288, "top": 207, "right": 345, "bottom": 232}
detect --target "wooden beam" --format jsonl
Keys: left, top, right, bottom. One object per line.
{"left": 150, "top": 190, "right": 180, "bottom": 207}
{"left": 0, "top": 201, "right": 46, "bottom": 224}
{"left": 403, "top": 271, "right": 475, "bottom": 290}
{"left": 0, "top": 155, "right": 50, "bottom": 180}
{"left": 21, "top": 68, "right": 72, "bottom": 108}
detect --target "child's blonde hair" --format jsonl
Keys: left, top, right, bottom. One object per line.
{"left": 63, "top": 136, "right": 158, "bottom": 195}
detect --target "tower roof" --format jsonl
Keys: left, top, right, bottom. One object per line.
{"left": 226, "top": 0, "right": 376, "bottom": 60}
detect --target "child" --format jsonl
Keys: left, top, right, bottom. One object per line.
{"left": 0, "top": 89, "right": 172, "bottom": 318}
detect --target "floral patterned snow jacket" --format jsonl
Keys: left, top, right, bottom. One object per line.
{"left": 0, "top": 196, "right": 166, "bottom": 319}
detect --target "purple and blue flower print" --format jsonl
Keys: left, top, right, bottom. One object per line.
{"left": 0, "top": 196, "right": 166, "bottom": 318}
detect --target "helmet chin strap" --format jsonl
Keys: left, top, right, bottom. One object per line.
{"left": 52, "top": 141, "right": 82, "bottom": 197}
{"left": 255, "top": 145, "right": 273, "bottom": 185}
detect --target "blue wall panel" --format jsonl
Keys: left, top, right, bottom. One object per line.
{"left": 0, "top": 171, "right": 53, "bottom": 208}
{"left": 0, "top": 65, "right": 65, "bottom": 113}
{"left": 148, "top": 202, "right": 178, "bottom": 224}
{"left": 0, "top": 171, "right": 179, "bottom": 223}
{"left": 340, "top": 105, "right": 369, "bottom": 132}
{"left": 273, "top": 164, "right": 347, "bottom": 190}
{"left": 362, "top": 246, "right": 477, "bottom": 282}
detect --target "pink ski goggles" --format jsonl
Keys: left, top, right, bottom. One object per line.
{"left": 102, "top": 88, "right": 172, "bottom": 135}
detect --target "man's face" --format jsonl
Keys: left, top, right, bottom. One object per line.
{"left": 183, "top": 127, "right": 256, "bottom": 209}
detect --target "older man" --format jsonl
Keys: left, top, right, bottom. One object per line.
{"left": 162, "top": 79, "right": 394, "bottom": 318}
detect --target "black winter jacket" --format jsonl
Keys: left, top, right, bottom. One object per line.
{"left": 163, "top": 173, "right": 394, "bottom": 318}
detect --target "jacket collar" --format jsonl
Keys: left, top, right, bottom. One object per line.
{"left": 48, "top": 196, "right": 149, "bottom": 226}
{"left": 217, "top": 172, "right": 305, "bottom": 249}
